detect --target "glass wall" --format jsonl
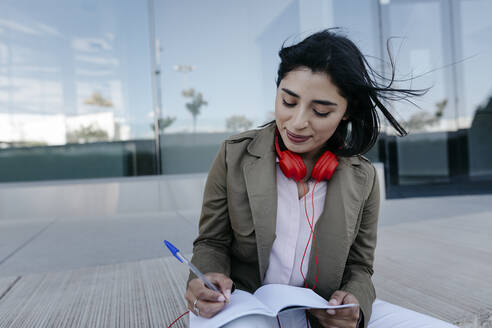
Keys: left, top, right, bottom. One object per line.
{"left": 459, "top": 0, "right": 492, "bottom": 181}
{"left": 0, "top": 0, "right": 156, "bottom": 182}
{"left": 153, "top": 0, "right": 381, "bottom": 174}
{"left": 0, "top": 0, "right": 490, "bottom": 198}
{"left": 378, "top": 0, "right": 492, "bottom": 196}
{"left": 379, "top": 0, "right": 453, "bottom": 186}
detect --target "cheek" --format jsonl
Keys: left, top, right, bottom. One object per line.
{"left": 313, "top": 120, "right": 339, "bottom": 140}
{"left": 274, "top": 104, "right": 290, "bottom": 122}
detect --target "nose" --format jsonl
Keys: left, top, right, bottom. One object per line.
{"left": 291, "top": 106, "right": 309, "bottom": 130}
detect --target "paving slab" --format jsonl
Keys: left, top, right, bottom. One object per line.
{"left": 0, "top": 212, "right": 196, "bottom": 277}
{"left": 379, "top": 194, "right": 492, "bottom": 226}
{"left": 0, "top": 275, "right": 19, "bottom": 301}
{"left": 0, "top": 257, "right": 189, "bottom": 328}
{"left": 0, "top": 219, "right": 54, "bottom": 265}
{"left": 373, "top": 212, "right": 492, "bottom": 327}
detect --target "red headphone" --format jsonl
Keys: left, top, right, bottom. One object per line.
{"left": 274, "top": 129, "right": 339, "bottom": 182}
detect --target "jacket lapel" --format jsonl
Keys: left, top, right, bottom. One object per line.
{"left": 243, "top": 125, "right": 278, "bottom": 282}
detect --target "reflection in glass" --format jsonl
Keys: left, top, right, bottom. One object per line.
{"left": 0, "top": 0, "right": 156, "bottom": 182}
{"left": 460, "top": 0, "right": 492, "bottom": 180}
{"left": 380, "top": 0, "right": 451, "bottom": 186}
{"left": 155, "top": 0, "right": 379, "bottom": 174}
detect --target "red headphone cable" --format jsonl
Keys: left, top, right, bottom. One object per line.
{"left": 167, "top": 310, "right": 189, "bottom": 328}
{"left": 299, "top": 180, "right": 320, "bottom": 328}
{"left": 299, "top": 181, "right": 319, "bottom": 290}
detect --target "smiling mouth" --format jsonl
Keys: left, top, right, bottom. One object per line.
{"left": 286, "top": 129, "right": 310, "bottom": 143}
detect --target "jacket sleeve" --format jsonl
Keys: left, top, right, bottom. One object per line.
{"left": 187, "top": 142, "right": 232, "bottom": 284}
{"left": 340, "top": 164, "right": 380, "bottom": 328}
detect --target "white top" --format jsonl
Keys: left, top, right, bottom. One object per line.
{"left": 263, "top": 157, "right": 327, "bottom": 327}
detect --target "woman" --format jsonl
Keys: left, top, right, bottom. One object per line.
{"left": 184, "top": 29, "right": 421, "bottom": 328}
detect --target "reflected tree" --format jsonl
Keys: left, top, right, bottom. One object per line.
{"left": 226, "top": 115, "right": 253, "bottom": 132}
{"left": 83, "top": 92, "right": 114, "bottom": 107}
{"left": 182, "top": 88, "right": 208, "bottom": 133}
{"left": 66, "top": 123, "right": 109, "bottom": 143}
{"left": 150, "top": 116, "right": 176, "bottom": 134}
{"left": 407, "top": 99, "right": 447, "bottom": 131}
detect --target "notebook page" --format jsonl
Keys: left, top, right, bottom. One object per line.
{"left": 189, "top": 289, "right": 275, "bottom": 328}
{"left": 254, "top": 284, "right": 357, "bottom": 315}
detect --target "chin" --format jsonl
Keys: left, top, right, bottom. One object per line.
{"left": 284, "top": 142, "right": 311, "bottom": 154}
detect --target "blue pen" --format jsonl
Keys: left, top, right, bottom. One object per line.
{"left": 164, "top": 240, "right": 224, "bottom": 296}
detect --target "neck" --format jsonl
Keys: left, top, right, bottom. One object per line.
{"left": 299, "top": 148, "right": 326, "bottom": 182}
{"left": 300, "top": 156, "right": 316, "bottom": 183}
{"left": 300, "top": 146, "right": 325, "bottom": 163}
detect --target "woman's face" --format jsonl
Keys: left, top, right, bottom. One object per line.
{"left": 275, "top": 67, "right": 348, "bottom": 160}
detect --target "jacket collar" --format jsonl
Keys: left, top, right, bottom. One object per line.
{"left": 246, "top": 124, "right": 277, "bottom": 158}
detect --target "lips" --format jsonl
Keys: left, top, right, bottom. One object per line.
{"left": 286, "top": 129, "right": 310, "bottom": 143}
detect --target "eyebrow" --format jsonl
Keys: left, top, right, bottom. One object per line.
{"left": 281, "top": 88, "right": 338, "bottom": 106}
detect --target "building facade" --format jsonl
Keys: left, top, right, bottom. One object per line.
{"left": 0, "top": 0, "right": 491, "bottom": 198}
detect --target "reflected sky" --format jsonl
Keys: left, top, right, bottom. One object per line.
{"left": 0, "top": 0, "right": 153, "bottom": 140}
{"left": 0, "top": 0, "right": 491, "bottom": 141}
{"left": 156, "top": 0, "right": 379, "bottom": 133}
{"left": 461, "top": 0, "right": 492, "bottom": 119}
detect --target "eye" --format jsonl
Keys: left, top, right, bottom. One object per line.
{"left": 282, "top": 99, "right": 296, "bottom": 107}
{"left": 313, "top": 109, "right": 329, "bottom": 117}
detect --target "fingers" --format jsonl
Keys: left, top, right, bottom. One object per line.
{"left": 206, "top": 272, "right": 233, "bottom": 301}
{"left": 328, "top": 290, "right": 349, "bottom": 306}
{"left": 310, "top": 305, "right": 359, "bottom": 320}
{"left": 193, "top": 299, "right": 227, "bottom": 318}
{"left": 327, "top": 306, "right": 359, "bottom": 318}
{"left": 325, "top": 290, "right": 359, "bottom": 317}
{"left": 187, "top": 278, "right": 225, "bottom": 302}
{"left": 311, "top": 311, "right": 360, "bottom": 328}
{"left": 308, "top": 290, "right": 360, "bottom": 327}
{"left": 309, "top": 308, "right": 326, "bottom": 320}
{"left": 184, "top": 273, "right": 233, "bottom": 318}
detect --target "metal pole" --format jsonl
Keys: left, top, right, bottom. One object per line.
{"left": 147, "top": 0, "right": 162, "bottom": 175}
{"left": 377, "top": 0, "right": 392, "bottom": 193}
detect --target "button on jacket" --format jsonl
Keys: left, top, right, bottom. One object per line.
{"left": 188, "top": 123, "right": 380, "bottom": 328}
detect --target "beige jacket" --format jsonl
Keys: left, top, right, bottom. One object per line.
{"left": 189, "top": 124, "right": 379, "bottom": 328}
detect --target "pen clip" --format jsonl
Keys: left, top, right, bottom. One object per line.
{"left": 164, "top": 240, "right": 183, "bottom": 263}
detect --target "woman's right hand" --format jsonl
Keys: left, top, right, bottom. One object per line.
{"left": 185, "top": 272, "right": 233, "bottom": 318}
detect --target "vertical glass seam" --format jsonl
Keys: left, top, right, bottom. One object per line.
{"left": 147, "top": 0, "right": 162, "bottom": 175}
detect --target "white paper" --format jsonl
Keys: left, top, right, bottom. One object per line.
{"left": 189, "top": 284, "right": 358, "bottom": 328}
{"left": 189, "top": 290, "right": 274, "bottom": 328}
{"left": 254, "top": 284, "right": 357, "bottom": 314}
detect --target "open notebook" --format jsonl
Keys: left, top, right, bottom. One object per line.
{"left": 189, "top": 284, "right": 357, "bottom": 328}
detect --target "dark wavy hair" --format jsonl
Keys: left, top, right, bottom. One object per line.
{"left": 271, "top": 28, "right": 427, "bottom": 157}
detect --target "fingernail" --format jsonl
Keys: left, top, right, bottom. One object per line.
{"left": 328, "top": 298, "right": 337, "bottom": 305}
{"left": 218, "top": 295, "right": 225, "bottom": 302}
{"left": 225, "top": 289, "right": 231, "bottom": 300}
{"left": 327, "top": 309, "right": 335, "bottom": 315}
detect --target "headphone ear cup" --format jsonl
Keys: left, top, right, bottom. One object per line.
{"left": 312, "top": 150, "right": 338, "bottom": 181}
{"left": 279, "top": 151, "right": 307, "bottom": 181}
{"left": 275, "top": 129, "right": 307, "bottom": 181}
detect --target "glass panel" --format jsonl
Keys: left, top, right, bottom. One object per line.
{"left": 380, "top": 0, "right": 452, "bottom": 185}
{"left": 459, "top": 0, "right": 492, "bottom": 181}
{"left": 0, "top": 0, "right": 156, "bottom": 182}
{"left": 154, "top": 0, "right": 381, "bottom": 174}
